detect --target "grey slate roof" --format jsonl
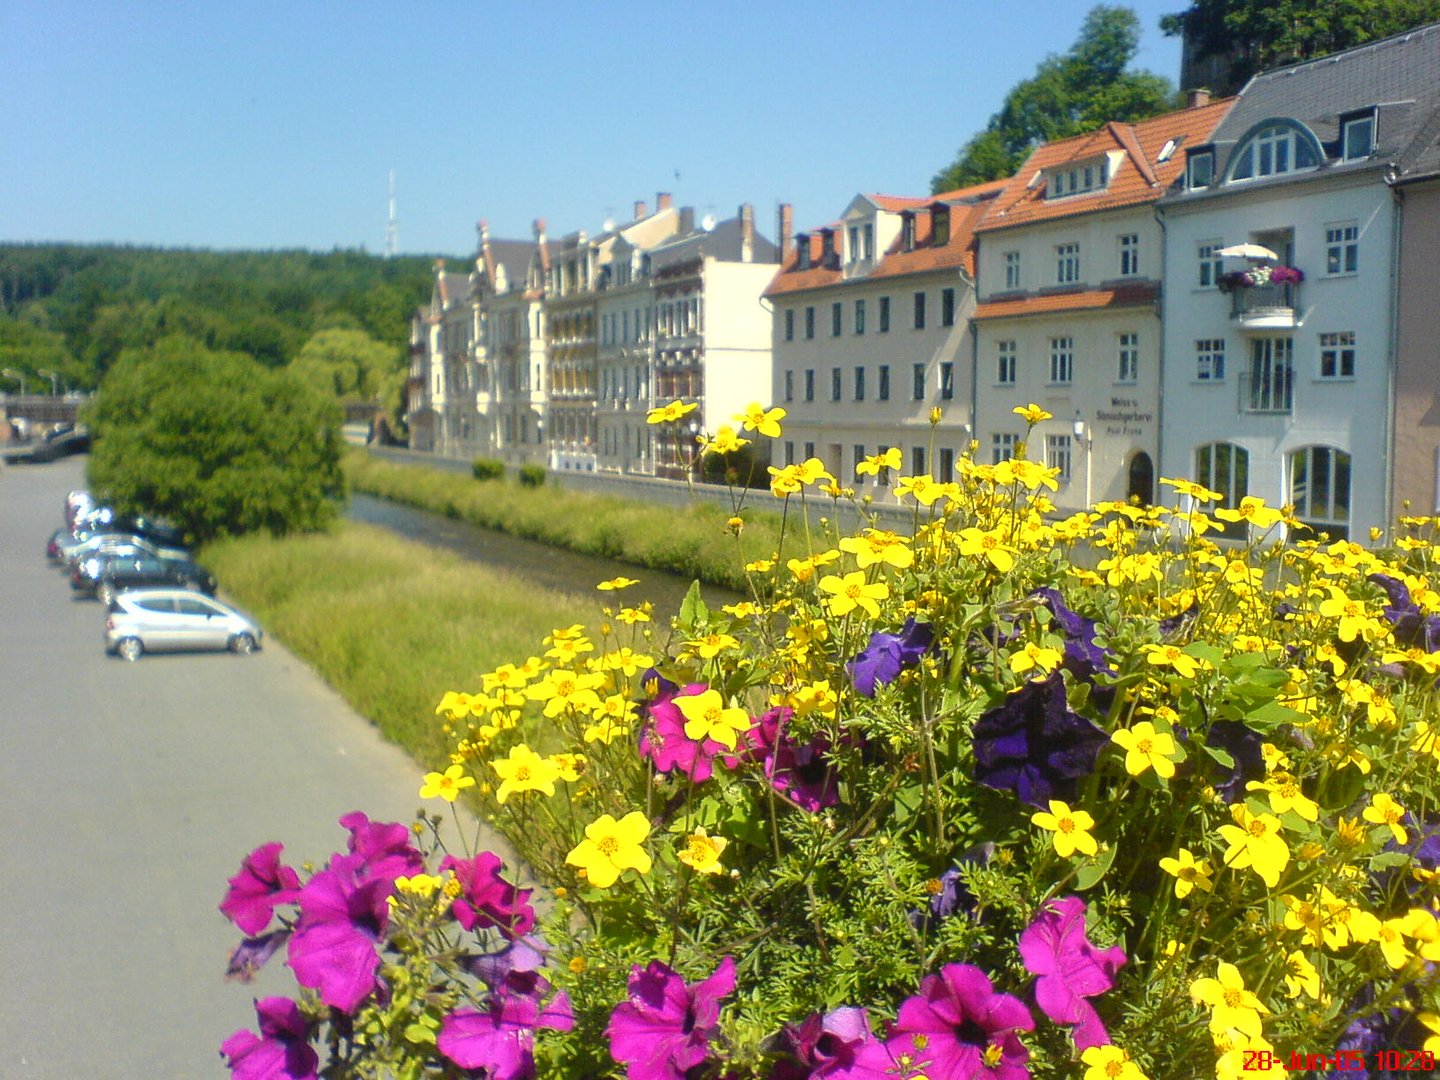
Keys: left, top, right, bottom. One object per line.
{"left": 1197, "top": 21, "right": 1440, "bottom": 186}
{"left": 647, "top": 216, "right": 776, "bottom": 273}
{"left": 484, "top": 239, "right": 533, "bottom": 284}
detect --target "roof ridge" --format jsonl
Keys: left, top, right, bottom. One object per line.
{"left": 1108, "top": 121, "right": 1159, "bottom": 188}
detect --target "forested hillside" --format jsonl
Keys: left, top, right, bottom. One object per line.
{"left": 0, "top": 244, "right": 456, "bottom": 398}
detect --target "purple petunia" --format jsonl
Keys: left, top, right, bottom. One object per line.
{"left": 462, "top": 935, "right": 551, "bottom": 998}
{"left": 220, "top": 997, "right": 318, "bottom": 1080}
{"left": 437, "top": 989, "right": 574, "bottom": 1080}
{"left": 225, "top": 929, "right": 290, "bottom": 983}
{"left": 909, "top": 843, "right": 995, "bottom": 933}
{"left": 440, "top": 851, "right": 536, "bottom": 937}
{"left": 640, "top": 683, "right": 732, "bottom": 783}
{"left": 220, "top": 842, "right": 302, "bottom": 937}
{"left": 737, "top": 707, "right": 840, "bottom": 813}
{"left": 972, "top": 671, "right": 1109, "bottom": 807}
{"left": 885, "top": 963, "right": 1034, "bottom": 1080}
{"left": 1368, "top": 572, "right": 1440, "bottom": 652}
{"left": 1017, "top": 895, "right": 1126, "bottom": 1050}
{"left": 1029, "top": 588, "right": 1117, "bottom": 711}
{"left": 606, "top": 956, "right": 736, "bottom": 1080}
{"left": 286, "top": 855, "right": 392, "bottom": 1013}
{"left": 847, "top": 618, "right": 934, "bottom": 697}
{"left": 337, "top": 811, "right": 425, "bottom": 884}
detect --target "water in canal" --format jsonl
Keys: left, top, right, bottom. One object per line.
{"left": 345, "top": 492, "right": 743, "bottom": 620}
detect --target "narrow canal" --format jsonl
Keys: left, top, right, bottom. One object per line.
{"left": 344, "top": 492, "right": 744, "bottom": 618}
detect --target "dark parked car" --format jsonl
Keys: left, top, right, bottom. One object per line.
{"left": 73, "top": 553, "right": 217, "bottom": 604}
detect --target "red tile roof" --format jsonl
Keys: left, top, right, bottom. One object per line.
{"left": 972, "top": 283, "right": 1159, "bottom": 320}
{"left": 975, "top": 99, "right": 1234, "bottom": 232}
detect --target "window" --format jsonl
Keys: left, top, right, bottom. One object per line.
{"left": 784, "top": 309, "right": 794, "bottom": 341}
{"left": 1343, "top": 114, "right": 1375, "bottom": 161}
{"left": 853, "top": 444, "right": 866, "bottom": 479}
{"left": 1117, "top": 332, "right": 1139, "bottom": 383}
{"left": 941, "top": 287, "right": 956, "bottom": 327}
{"left": 1196, "top": 442, "right": 1249, "bottom": 537}
{"left": 863, "top": 224, "right": 874, "bottom": 260}
{"left": 855, "top": 299, "right": 866, "bottom": 335}
{"left": 1198, "top": 242, "right": 1224, "bottom": 288}
{"left": 1004, "top": 251, "right": 1021, "bottom": 290}
{"left": 1196, "top": 339, "right": 1225, "bottom": 381}
{"left": 932, "top": 206, "right": 951, "bottom": 246}
{"left": 804, "top": 306, "right": 815, "bottom": 339}
{"left": 997, "top": 340, "right": 1017, "bottom": 385}
{"left": 784, "top": 441, "right": 795, "bottom": 466}
{"left": 913, "top": 292, "right": 927, "bottom": 329}
{"left": 797, "top": 238, "right": 810, "bottom": 270}
{"left": 1228, "top": 123, "right": 1320, "bottom": 181}
{"left": 912, "top": 363, "right": 926, "bottom": 400}
{"left": 1049, "top": 337, "right": 1074, "bottom": 384}
{"left": 992, "top": 433, "right": 1019, "bottom": 464}
{"left": 1319, "top": 331, "right": 1356, "bottom": 379}
{"left": 1056, "top": 243, "right": 1080, "bottom": 285}
{"left": 1119, "top": 234, "right": 1139, "bottom": 277}
{"left": 1245, "top": 337, "right": 1294, "bottom": 414}
{"left": 1045, "top": 158, "right": 1110, "bottom": 199}
{"left": 1046, "top": 435, "right": 1073, "bottom": 480}
{"left": 854, "top": 366, "right": 866, "bottom": 401}
{"left": 901, "top": 213, "right": 916, "bottom": 251}
{"left": 938, "top": 448, "right": 955, "bottom": 483}
{"left": 831, "top": 302, "right": 842, "bottom": 337}
{"left": 878, "top": 365, "right": 890, "bottom": 401}
{"left": 804, "top": 441, "right": 815, "bottom": 461}
{"left": 848, "top": 225, "right": 860, "bottom": 261}
{"left": 1290, "top": 446, "right": 1352, "bottom": 540}
{"left": 940, "top": 362, "right": 954, "bottom": 400}
{"left": 1187, "top": 149, "right": 1215, "bottom": 189}
{"left": 879, "top": 296, "right": 891, "bottom": 333}
{"left": 831, "top": 367, "right": 842, "bottom": 402}
{"left": 911, "top": 447, "right": 925, "bottom": 475}
{"left": 804, "top": 369, "right": 815, "bottom": 402}
{"left": 1326, "top": 223, "right": 1359, "bottom": 275}
{"left": 784, "top": 370, "right": 794, "bottom": 403}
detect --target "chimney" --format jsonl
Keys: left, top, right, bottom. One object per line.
{"left": 533, "top": 218, "right": 547, "bottom": 241}
{"left": 1186, "top": 88, "right": 1212, "bottom": 108}
{"left": 476, "top": 219, "right": 490, "bottom": 247}
{"left": 656, "top": 192, "right": 673, "bottom": 211}
{"left": 680, "top": 205, "right": 696, "bottom": 235}
{"left": 739, "top": 203, "right": 755, "bottom": 263}
{"left": 777, "top": 203, "right": 793, "bottom": 265}
{"left": 634, "top": 200, "right": 648, "bottom": 220}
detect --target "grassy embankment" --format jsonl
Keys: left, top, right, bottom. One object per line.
{"left": 343, "top": 451, "right": 806, "bottom": 593}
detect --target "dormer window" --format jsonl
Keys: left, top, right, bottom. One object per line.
{"left": 901, "top": 212, "right": 916, "bottom": 252}
{"left": 796, "top": 234, "right": 811, "bottom": 271}
{"left": 932, "top": 205, "right": 951, "bottom": 247}
{"left": 1044, "top": 158, "right": 1110, "bottom": 200}
{"left": 1342, "top": 111, "right": 1375, "bottom": 161}
{"left": 1187, "top": 149, "right": 1215, "bottom": 189}
{"left": 1227, "top": 121, "right": 1321, "bottom": 182}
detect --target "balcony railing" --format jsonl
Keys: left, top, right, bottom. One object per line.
{"left": 1239, "top": 366, "right": 1294, "bottom": 415}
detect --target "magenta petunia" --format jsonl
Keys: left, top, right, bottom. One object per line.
{"left": 1017, "top": 895, "right": 1126, "bottom": 1050}
{"left": 887, "top": 963, "right": 1034, "bottom": 1080}
{"left": 440, "top": 851, "right": 536, "bottom": 937}
{"left": 640, "top": 683, "right": 731, "bottom": 783}
{"left": 220, "top": 996, "right": 318, "bottom": 1080}
{"left": 737, "top": 707, "right": 839, "bottom": 813}
{"left": 437, "top": 990, "right": 573, "bottom": 1079}
{"left": 337, "top": 811, "right": 425, "bottom": 884}
{"left": 606, "top": 956, "right": 736, "bottom": 1080}
{"left": 775, "top": 1006, "right": 890, "bottom": 1079}
{"left": 463, "top": 934, "right": 551, "bottom": 998}
{"left": 286, "top": 856, "right": 392, "bottom": 1013}
{"left": 220, "top": 842, "right": 302, "bottom": 936}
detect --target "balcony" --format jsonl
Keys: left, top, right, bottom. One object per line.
{"left": 1239, "top": 365, "right": 1293, "bottom": 415}
{"left": 1221, "top": 267, "right": 1303, "bottom": 330}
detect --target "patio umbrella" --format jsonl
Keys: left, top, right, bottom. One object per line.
{"left": 1216, "top": 243, "right": 1279, "bottom": 260}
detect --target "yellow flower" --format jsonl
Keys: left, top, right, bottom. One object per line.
{"left": 526, "top": 668, "right": 606, "bottom": 717}
{"left": 1246, "top": 774, "right": 1319, "bottom": 822}
{"left": 1214, "top": 495, "right": 1285, "bottom": 531}
{"left": 419, "top": 764, "right": 476, "bottom": 803}
{"left": 1111, "top": 721, "right": 1179, "bottom": 779}
{"left": 1281, "top": 950, "right": 1320, "bottom": 999}
{"left": 1417, "top": 1011, "right": 1440, "bottom": 1055}
{"left": 674, "top": 688, "right": 752, "bottom": 751}
{"left": 1080, "top": 1044, "right": 1148, "bottom": 1080}
{"left": 1160, "top": 476, "right": 1223, "bottom": 503}
{"left": 1013, "top": 403, "right": 1053, "bottom": 425}
{"left": 489, "top": 744, "right": 562, "bottom": 804}
{"left": 678, "top": 827, "right": 728, "bottom": 874}
{"left": 565, "top": 811, "right": 652, "bottom": 888}
{"left": 1363, "top": 793, "right": 1408, "bottom": 844}
{"left": 840, "top": 529, "right": 914, "bottom": 570}
{"left": 697, "top": 425, "right": 750, "bottom": 455}
{"left": 647, "top": 399, "right": 699, "bottom": 425}
{"left": 685, "top": 632, "right": 740, "bottom": 660}
{"left": 957, "top": 527, "right": 1017, "bottom": 572}
{"left": 855, "top": 447, "right": 902, "bottom": 476}
{"left": 733, "top": 402, "right": 786, "bottom": 438}
{"left": 1142, "top": 643, "right": 1204, "bottom": 679}
{"left": 1009, "top": 641, "right": 1064, "bottom": 676}
{"left": 394, "top": 873, "right": 444, "bottom": 898}
{"left": 1375, "top": 917, "right": 1415, "bottom": 970}
{"left": 597, "top": 576, "right": 639, "bottom": 591}
{"left": 616, "top": 605, "right": 652, "bottom": 624}
{"left": 1031, "top": 799, "right": 1098, "bottom": 858}
{"left": 894, "top": 473, "right": 946, "bottom": 506}
{"left": 1317, "top": 586, "right": 1378, "bottom": 643}
{"left": 1217, "top": 806, "right": 1290, "bottom": 888}
{"left": 1158, "top": 848, "right": 1214, "bottom": 898}
{"left": 1189, "top": 961, "right": 1270, "bottom": 1039}
{"left": 818, "top": 571, "right": 889, "bottom": 619}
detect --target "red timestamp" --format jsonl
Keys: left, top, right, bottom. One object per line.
{"left": 1242, "top": 1049, "right": 1438, "bottom": 1071}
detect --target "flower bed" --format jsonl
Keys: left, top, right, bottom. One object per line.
{"left": 221, "top": 405, "right": 1440, "bottom": 1079}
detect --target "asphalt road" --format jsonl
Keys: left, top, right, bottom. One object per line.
{"left": 0, "top": 457, "right": 456, "bottom": 1077}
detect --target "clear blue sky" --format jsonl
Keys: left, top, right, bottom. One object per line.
{"left": 1, "top": 1, "right": 1186, "bottom": 257}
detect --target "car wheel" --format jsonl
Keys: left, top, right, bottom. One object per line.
{"left": 116, "top": 637, "right": 143, "bottom": 662}
{"left": 230, "top": 632, "right": 257, "bottom": 656}
{"left": 97, "top": 582, "right": 115, "bottom": 606}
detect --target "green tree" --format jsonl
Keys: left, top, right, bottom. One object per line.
{"left": 1161, "top": 0, "right": 1440, "bottom": 95}
{"left": 289, "top": 327, "right": 402, "bottom": 402}
{"left": 86, "top": 335, "right": 344, "bottom": 540}
{"left": 933, "top": 5, "right": 1177, "bottom": 191}
{"left": 0, "top": 314, "right": 80, "bottom": 391}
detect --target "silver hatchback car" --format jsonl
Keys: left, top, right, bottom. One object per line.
{"left": 105, "top": 589, "right": 263, "bottom": 661}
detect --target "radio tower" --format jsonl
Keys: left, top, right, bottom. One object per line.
{"left": 384, "top": 170, "right": 398, "bottom": 258}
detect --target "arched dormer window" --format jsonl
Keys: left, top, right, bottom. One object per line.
{"left": 1226, "top": 120, "right": 1323, "bottom": 183}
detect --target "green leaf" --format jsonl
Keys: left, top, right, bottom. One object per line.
{"left": 1075, "top": 844, "right": 1118, "bottom": 891}
{"left": 1368, "top": 850, "right": 1412, "bottom": 871}
{"left": 403, "top": 1023, "right": 436, "bottom": 1046}
{"left": 678, "top": 580, "right": 708, "bottom": 631}
{"left": 1199, "top": 744, "right": 1235, "bottom": 770}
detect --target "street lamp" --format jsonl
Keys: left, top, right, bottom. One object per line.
{"left": 1, "top": 369, "right": 26, "bottom": 395}
{"left": 37, "top": 369, "right": 60, "bottom": 396}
